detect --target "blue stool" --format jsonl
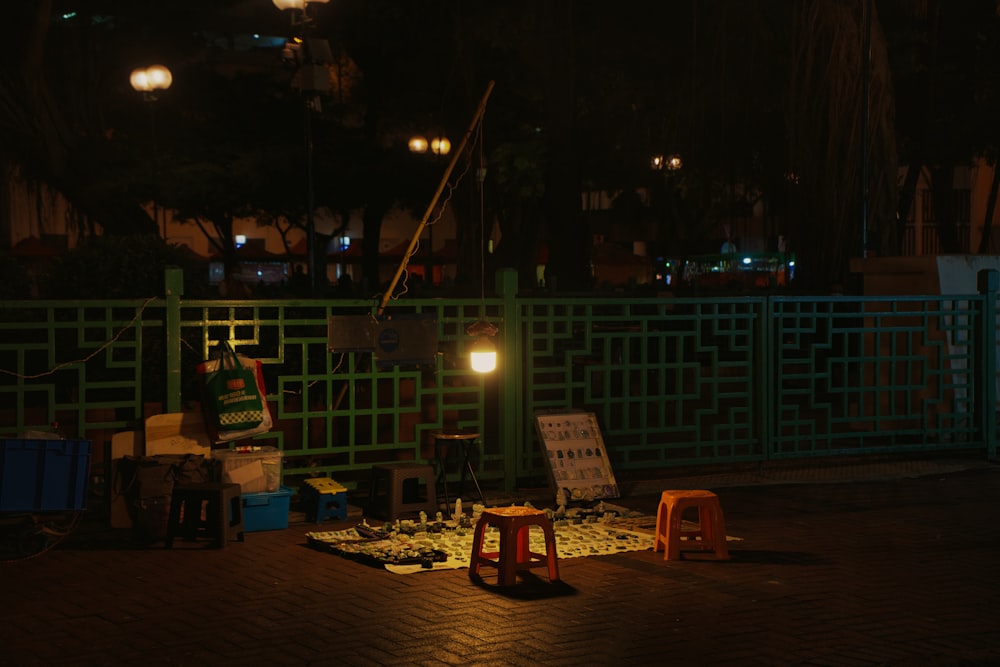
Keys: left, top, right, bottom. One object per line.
{"left": 301, "top": 478, "right": 348, "bottom": 524}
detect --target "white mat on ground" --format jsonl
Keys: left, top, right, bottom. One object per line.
{"left": 305, "top": 509, "right": 740, "bottom": 575}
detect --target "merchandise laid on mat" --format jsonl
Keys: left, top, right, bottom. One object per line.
{"left": 305, "top": 501, "right": 663, "bottom": 574}
{"left": 196, "top": 341, "right": 272, "bottom": 442}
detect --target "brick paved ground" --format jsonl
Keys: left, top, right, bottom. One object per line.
{"left": 1, "top": 459, "right": 998, "bottom": 667}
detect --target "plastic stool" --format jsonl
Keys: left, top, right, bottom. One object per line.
{"left": 164, "top": 482, "right": 244, "bottom": 548}
{"left": 368, "top": 463, "right": 438, "bottom": 520}
{"left": 653, "top": 489, "right": 729, "bottom": 561}
{"left": 469, "top": 506, "right": 560, "bottom": 586}
{"left": 301, "top": 477, "right": 348, "bottom": 524}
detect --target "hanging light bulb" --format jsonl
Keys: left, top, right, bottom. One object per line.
{"left": 466, "top": 320, "right": 498, "bottom": 373}
{"left": 470, "top": 335, "right": 497, "bottom": 373}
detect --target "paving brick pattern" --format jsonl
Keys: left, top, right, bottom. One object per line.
{"left": 1, "top": 462, "right": 998, "bottom": 666}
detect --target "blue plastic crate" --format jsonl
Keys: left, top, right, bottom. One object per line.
{"left": 242, "top": 486, "right": 292, "bottom": 532}
{"left": 0, "top": 439, "right": 92, "bottom": 512}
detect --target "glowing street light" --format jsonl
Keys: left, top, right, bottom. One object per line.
{"left": 431, "top": 136, "right": 451, "bottom": 156}
{"left": 651, "top": 153, "right": 682, "bottom": 171}
{"left": 409, "top": 133, "right": 451, "bottom": 284}
{"left": 409, "top": 135, "right": 451, "bottom": 156}
{"left": 130, "top": 64, "right": 172, "bottom": 238}
{"left": 272, "top": 0, "right": 329, "bottom": 13}
{"left": 129, "top": 64, "right": 172, "bottom": 100}
{"left": 408, "top": 136, "right": 429, "bottom": 153}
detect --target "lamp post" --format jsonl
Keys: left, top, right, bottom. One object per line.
{"left": 130, "top": 64, "right": 172, "bottom": 238}
{"left": 273, "top": 0, "right": 331, "bottom": 296}
{"left": 408, "top": 134, "right": 451, "bottom": 285}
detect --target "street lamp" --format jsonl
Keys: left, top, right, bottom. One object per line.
{"left": 273, "top": 0, "right": 328, "bottom": 12}
{"left": 409, "top": 134, "right": 450, "bottom": 156}
{"left": 409, "top": 134, "right": 451, "bottom": 284}
{"left": 651, "top": 153, "right": 682, "bottom": 171}
{"left": 130, "top": 65, "right": 172, "bottom": 100}
{"left": 272, "top": 0, "right": 332, "bottom": 296}
{"left": 130, "top": 64, "right": 172, "bottom": 238}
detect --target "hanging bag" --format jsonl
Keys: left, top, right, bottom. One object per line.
{"left": 198, "top": 341, "right": 266, "bottom": 433}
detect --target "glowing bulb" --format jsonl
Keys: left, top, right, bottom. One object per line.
{"left": 470, "top": 336, "right": 497, "bottom": 373}
{"left": 130, "top": 65, "right": 172, "bottom": 93}
{"left": 431, "top": 137, "right": 451, "bottom": 155}
{"left": 408, "top": 136, "right": 428, "bottom": 153}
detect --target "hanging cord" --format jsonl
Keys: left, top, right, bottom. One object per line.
{"left": 385, "top": 143, "right": 476, "bottom": 303}
{"left": 478, "top": 122, "right": 488, "bottom": 307}
{"left": 465, "top": 120, "right": 497, "bottom": 340}
{"left": 0, "top": 296, "right": 157, "bottom": 380}
{"left": 377, "top": 81, "right": 496, "bottom": 317}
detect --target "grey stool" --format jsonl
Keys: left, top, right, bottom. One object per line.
{"left": 368, "top": 463, "right": 438, "bottom": 520}
{"left": 164, "top": 482, "right": 244, "bottom": 548}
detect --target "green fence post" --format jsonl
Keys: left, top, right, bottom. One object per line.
{"left": 165, "top": 267, "right": 184, "bottom": 414}
{"left": 759, "top": 297, "right": 773, "bottom": 464}
{"left": 496, "top": 268, "right": 520, "bottom": 492}
{"left": 976, "top": 269, "right": 998, "bottom": 461}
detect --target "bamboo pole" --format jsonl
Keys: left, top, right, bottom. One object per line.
{"left": 329, "top": 81, "right": 496, "bottom": 418}
{"left": 377, "top": 80, "right": 495, "bottom": 316}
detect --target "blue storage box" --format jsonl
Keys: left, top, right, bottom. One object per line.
{"left": 242, "top": 486, "right": 292, "bottom": 532}
{"left": 0, "top": 439, "right": 91, "bottom": 512}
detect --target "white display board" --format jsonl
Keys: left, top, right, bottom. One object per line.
{"left": 534, "top": 411, "right": 619, "bottom": 501}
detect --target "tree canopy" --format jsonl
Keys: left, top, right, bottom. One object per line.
{"left": 3, "top": 1, "right": 1000, "bottom": 295}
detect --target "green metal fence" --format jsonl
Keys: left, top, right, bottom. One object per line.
{"left": 2, "top": 268, "right": 996, "bottom": 495}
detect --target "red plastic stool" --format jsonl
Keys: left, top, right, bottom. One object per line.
{"left": 469, "top": 506, "right": 559, "bottom": 586}
{"left": 654, "top": 489, "right": 729, "bottom": 561}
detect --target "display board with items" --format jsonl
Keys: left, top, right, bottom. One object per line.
{"left": 534, "top": 411, "right": 619, "bottom": 502}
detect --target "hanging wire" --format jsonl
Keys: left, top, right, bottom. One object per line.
{"left": 478, "top": 118, "right": 487, "bottom": 306}
{"left": 465, "top": 115, "right": 497, "bottom": 339}
{"left": 0, "top": 297, "right": 157, "bottom": 379}
{"left": 382, "top": 125, "right": 479, "bottom": 306}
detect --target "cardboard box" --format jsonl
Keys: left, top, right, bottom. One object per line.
{"left": 213, "top": 447, "right": 282, "bottom": 493}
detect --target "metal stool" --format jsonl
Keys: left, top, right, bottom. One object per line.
{"left": 430, "top": 429, "right": 484, "bottom": 505}
{"left": 164, "top": 482, "right": 244, "bottom": 548}
{"left": 469, "top": 506, "right": 560, "bottom": 586}
{"left": 368, "top": 463, "right": 438, "bottom": 520}
{"left": 653, "top": 489, "right": 729, "bottom": 561}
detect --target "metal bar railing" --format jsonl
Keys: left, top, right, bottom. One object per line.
{"left": 3, "top": 268, "right": 997, "bottom": 493}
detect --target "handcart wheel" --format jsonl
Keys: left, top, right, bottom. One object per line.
{"left": 2, "top": 511, "right": 82, "bottom": 560}
{"left": 16, "top": 523, "right": 50, "bottom": 558}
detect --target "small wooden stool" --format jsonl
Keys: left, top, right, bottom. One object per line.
{"left": 469, "top": 506, "right": 560, "bottom": 586}
{"left": 165, "top": 482, "right": 244, "bottom": 548}
{"left": 301, "top": 477, "right": 349, "bottom": 524}
{"left": 654, "top": 489, "right": 729, "bottom": 561}
{"left": 368, "top": 463, "right": 438, "bottom": 520}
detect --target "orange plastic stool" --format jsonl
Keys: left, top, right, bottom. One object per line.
{"left": 654, "top": 490, "right": 729, "bottom": 561}
{"left": 469, "top": 506, "right": 560, "bottom": 586}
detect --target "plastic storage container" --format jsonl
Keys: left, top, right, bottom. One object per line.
{"left": 242, "top": 486, "right": 292, "bottom": 532}
{"left": 212, "top": 446, "right": 282, "bottom": 494}
{"left": 0, "top": 439, "right": 92, "bottom": 512}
